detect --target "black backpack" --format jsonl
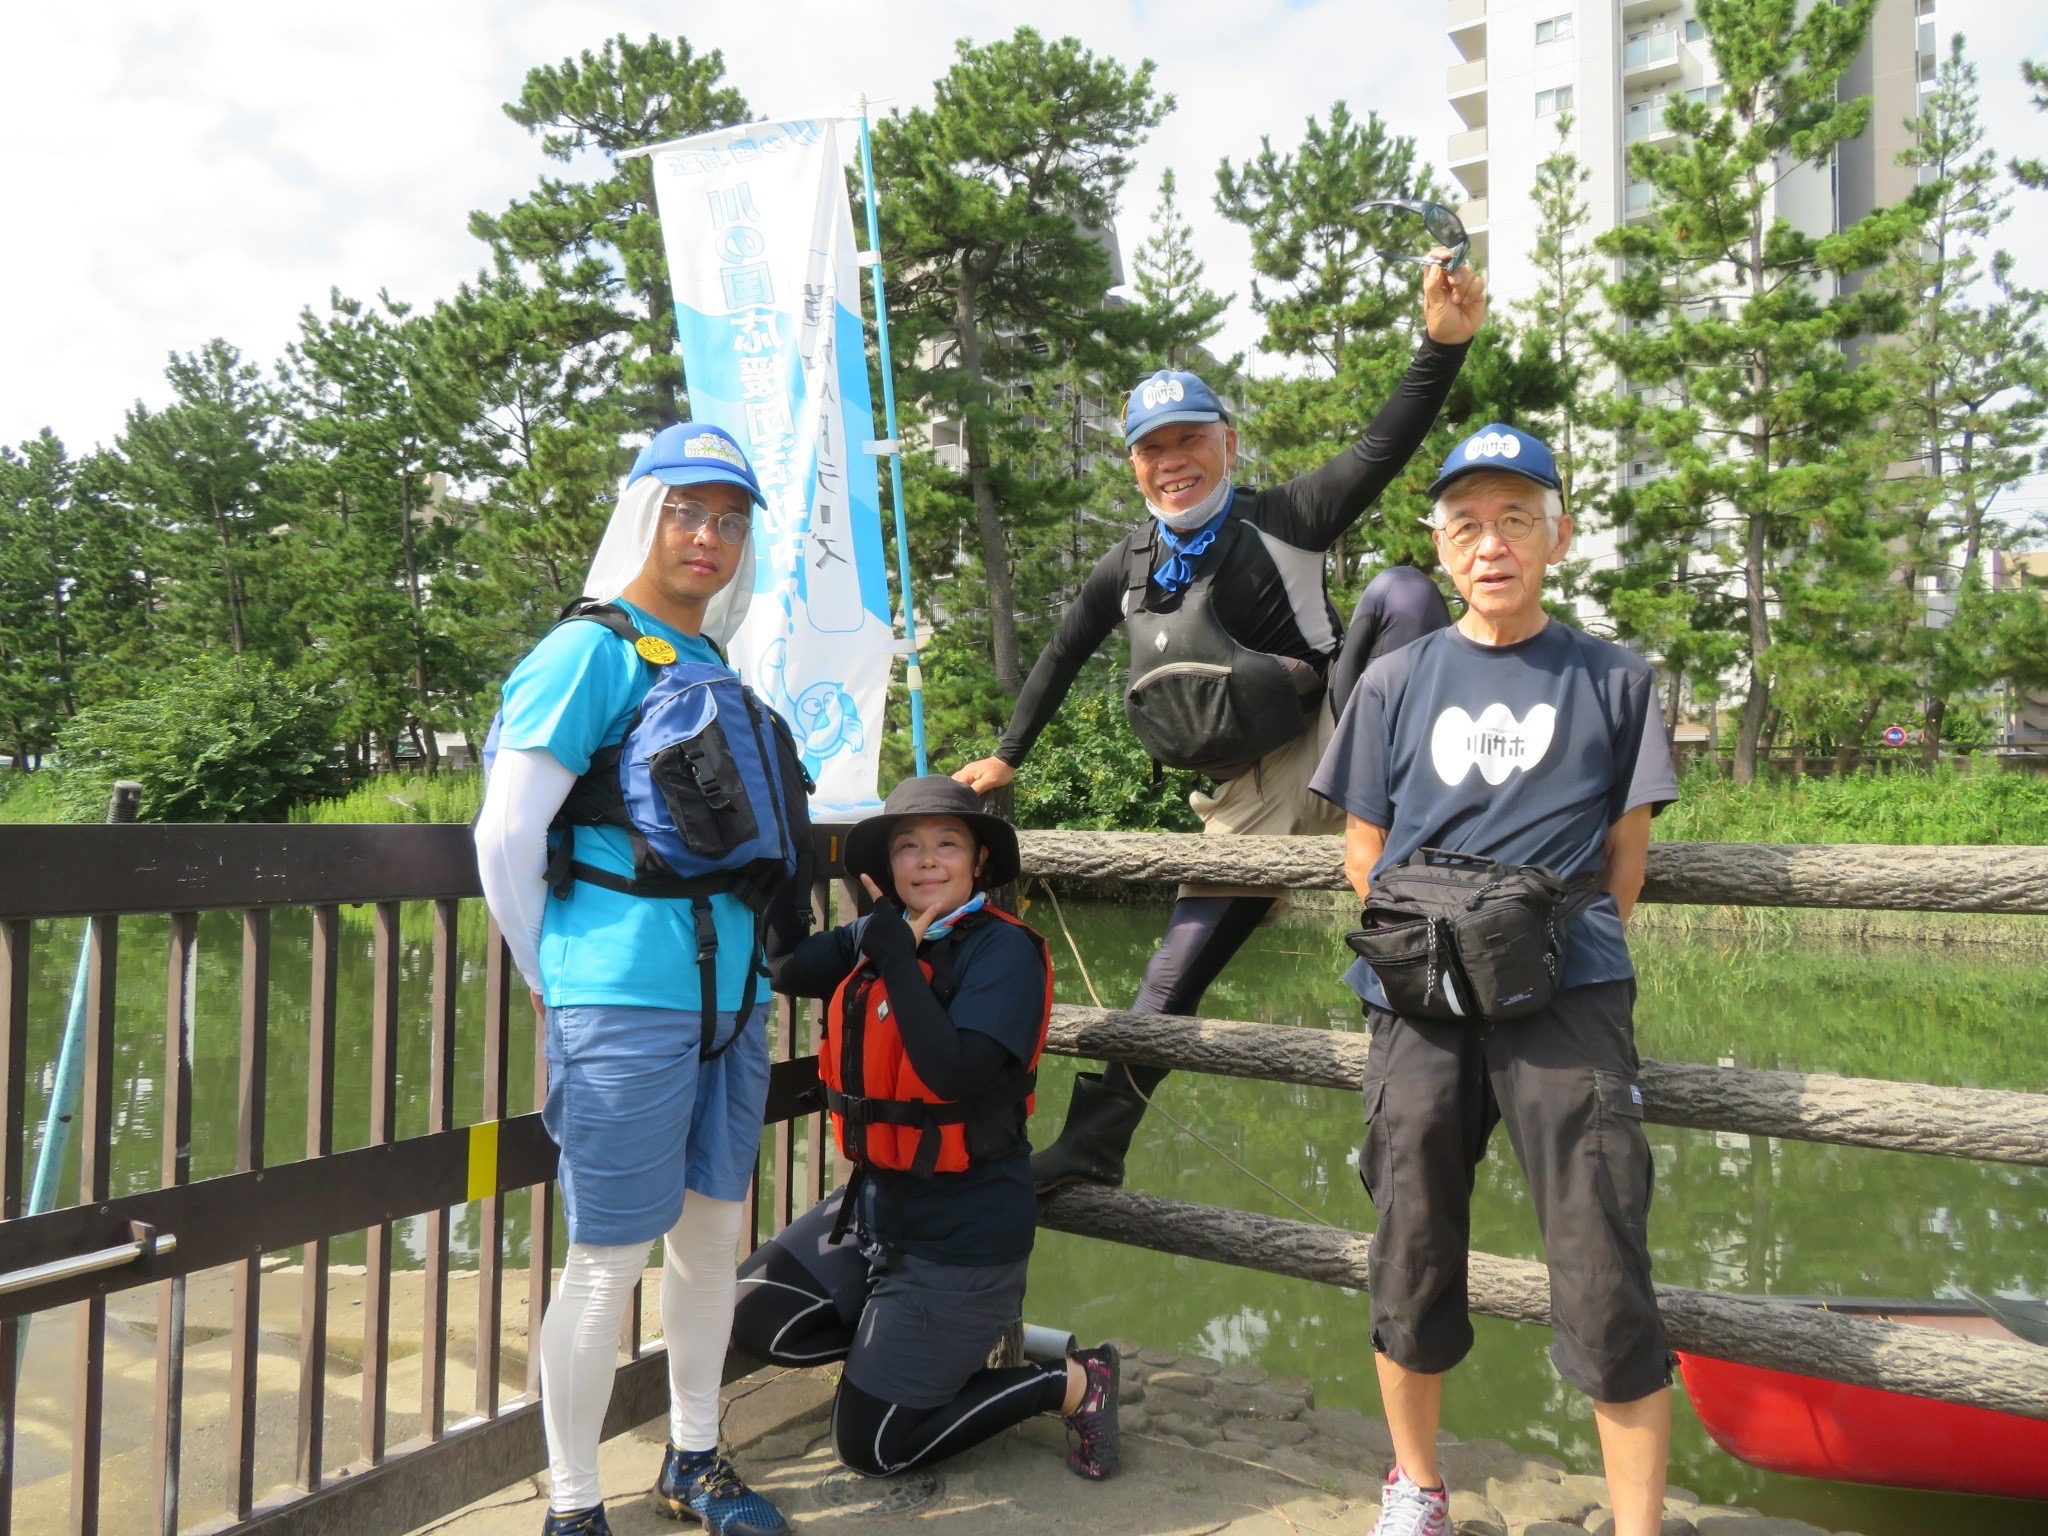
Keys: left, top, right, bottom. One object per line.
{"left": 1345, "top": 848, "right": 1596, "bottom": 1024}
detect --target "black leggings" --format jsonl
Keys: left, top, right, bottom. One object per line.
{"left": 1102, "top": 895, "right": 1273, "bottom": 1098}
{"left": 732, "top": 1246, "right": 1067, "bottom": 1476}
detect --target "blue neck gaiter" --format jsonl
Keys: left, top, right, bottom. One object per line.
{"left": 1152, "top": 498, "right": 1233, "bottom": 596}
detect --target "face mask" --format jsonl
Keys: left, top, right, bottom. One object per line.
{"left": 1146, "top": 474, "right": 1232, "bottom": 532}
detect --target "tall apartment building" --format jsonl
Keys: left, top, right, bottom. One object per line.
{"left": 1442, "top": 0, "right": 1936, "bottom": 574}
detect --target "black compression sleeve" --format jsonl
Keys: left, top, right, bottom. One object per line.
{"left": 1249, "top": 336, "right": 1469, "bottom": 552}
{"left": 856, "top": 905, "right": 1023, "bottom": 1099}
{"left": 995, "top": 546, "right": 1129, "bottom": 767}
{"left": 767, "top": 915, "right": 860, "bottom": 1001}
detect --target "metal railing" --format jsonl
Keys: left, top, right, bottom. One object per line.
{"left": 6, "top": 822, "right": 2047, "bottom": 1536}
{"left": 0, "top": 824, "right": 843, "bottom": 1536}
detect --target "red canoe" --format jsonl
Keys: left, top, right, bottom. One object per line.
{"left": 1677, "top": 1295, "right": 2048, "bottom": 1502}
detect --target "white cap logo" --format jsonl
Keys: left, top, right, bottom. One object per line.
{"left": 1463, "top": 430, "right": 1523, "bottom": 462}
{"left": 685, "top": 433, "right": 749, "bottom": 471}
{"left": 1139, "top": 377, "right": 1187, "bottom": 410}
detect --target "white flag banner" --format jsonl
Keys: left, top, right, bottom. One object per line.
{"left": 650, "top": 118, "right": 891, "bottom": 814}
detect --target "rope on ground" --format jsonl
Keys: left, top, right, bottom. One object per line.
{"left": 1029, "top": 878, "right": 1337, "bottom": 1230}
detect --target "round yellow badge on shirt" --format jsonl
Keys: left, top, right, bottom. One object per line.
{"left": 634, "top": 635, "right": 678, "bottom": 666}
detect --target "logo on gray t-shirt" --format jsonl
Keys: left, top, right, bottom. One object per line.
{"left": 1430, "top": 702, "right": 1558, "bottom": 786}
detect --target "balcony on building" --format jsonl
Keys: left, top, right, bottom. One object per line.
{"left": 1620, "top": 0, "right": 1670, "bottom": 19}
{"left": 1624, "top": 99, "right": 1673, "bottom": 143}
{"left": 1448, "top": 126, "right": 1488, "bottom": 198}
{"left": 1624, "top": 179, "right": 1658, "bottom": 221}
{"left": 1622, "top": 28, "right": 1683, "bottom": 86}
{"left": 1447, "top": 0, "right": 1486, "bottom": 60}
{"left": 1448, "top": 58, "right": 1488, "bottom": 127}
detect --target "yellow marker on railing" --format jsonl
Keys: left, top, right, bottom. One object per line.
{"left": 466, "top": 1119, "right": 501, "bottom": 1202}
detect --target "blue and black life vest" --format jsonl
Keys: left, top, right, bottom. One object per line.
{"left": 484, "top": 598, "right": 815, "bottom": 1058}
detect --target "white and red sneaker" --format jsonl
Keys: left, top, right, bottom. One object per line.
{"left": 1370, "top": 1467, "right": 1450, "bottom": 1536}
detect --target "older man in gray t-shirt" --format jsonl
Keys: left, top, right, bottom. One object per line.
{"left": 1309, "top": 424, "right": 1678, "bottom": 1536}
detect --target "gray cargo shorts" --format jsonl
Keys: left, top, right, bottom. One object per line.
{"left": 1358, "top": 978, "right": 1672, "bottom": 1403}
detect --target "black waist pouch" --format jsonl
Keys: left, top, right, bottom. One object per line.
{"left": 1345, "top": 848, "right": 1593, "bottom": 1024}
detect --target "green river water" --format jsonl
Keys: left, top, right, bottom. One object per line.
{"left": 14, "top": 899, "right": 2047, "bottom": 1535}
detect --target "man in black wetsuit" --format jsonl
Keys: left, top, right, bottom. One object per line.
{"left": 953, "top": 257, "right": 1484, "bottom": 1190}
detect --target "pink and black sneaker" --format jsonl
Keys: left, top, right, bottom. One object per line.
{"left": 1062, "top": 1343, "right": 1120, "bottom": 1480}
{"left": 1370, "top": 1467, "right": 1450, "bottom": 1536}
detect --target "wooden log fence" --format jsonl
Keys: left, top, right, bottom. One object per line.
{"left": 1038, "top": 1185, "right": 2048, "bottom": 1423}
{"left": 1017, "top": 830, "right": 2048, "bottom": 915}
{"left": 1043, "top": 1005, "right": 2048, "bottom": 1168}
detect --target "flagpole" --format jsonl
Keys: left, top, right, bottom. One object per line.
{"left": 855, "top": 96, "right": 928, "bottom": 777}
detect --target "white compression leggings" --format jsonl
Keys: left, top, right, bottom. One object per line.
{"left": 539, "top": 1193, "right": 745, "bottom": 1513}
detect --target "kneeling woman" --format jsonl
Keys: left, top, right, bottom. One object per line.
{"left": 737, "top": 776, "right": 1119, "bottom": 1480}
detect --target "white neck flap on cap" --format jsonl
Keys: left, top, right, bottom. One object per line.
{"left": 581, "top": 474, "right": 756, "bottom": 648}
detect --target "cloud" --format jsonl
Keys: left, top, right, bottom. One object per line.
{"left": 3, "top": 0, "right": 2045, "bottom": 459}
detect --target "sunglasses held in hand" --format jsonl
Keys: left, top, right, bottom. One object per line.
{"left": 1360, "top": 199, "right": 1471, "bottom": 273}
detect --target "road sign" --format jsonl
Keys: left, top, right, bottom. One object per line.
{"left": 1882, "top": 725, "right": 1909, "bottom": 747}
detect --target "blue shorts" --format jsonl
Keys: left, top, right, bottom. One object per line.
{"left": 542, "top": 1005, "right": 772, "bottom": 1246}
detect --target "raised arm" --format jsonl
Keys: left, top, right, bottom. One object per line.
{"left": 1251, "top": 262, "right": 1486, "bottom": 553}
{"left": 956, "top": 545, "right": 1128, "bottom": 792}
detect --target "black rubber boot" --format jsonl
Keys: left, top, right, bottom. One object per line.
{"left": 1031, "top": 1072, "right": 1150, "bottom": 1192}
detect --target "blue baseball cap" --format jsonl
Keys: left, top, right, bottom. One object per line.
{"left": 1426, "top": 423, "right": 1562, "bottom": 499}
{"left": 627, "top": 422, "right": 766, "bottom": 507}
{"left": 1123, "top": 369, "right": 1231, "bottom": 445}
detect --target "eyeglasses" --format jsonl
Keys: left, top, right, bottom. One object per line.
{"left": 1437, "top": 510, "right": 1545, "bottom": 549}
{"left": 662, "top": 491, "right": 752, "bottom": 547}
{"left": 1360, "top": 198, "right": 1471, "bottom": 273}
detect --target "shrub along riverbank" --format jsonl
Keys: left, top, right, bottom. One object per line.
{"left": 7, "top": 760, "right": 2048, "bottom": 845}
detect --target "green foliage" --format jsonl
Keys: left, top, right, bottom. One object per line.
{"left": 1130, "top": 171, "right": 1237, "bottom": 376}
{"left": 113, "top": 340, "right": 302, "bottom": 663}
{"left": 54, "top": 654, "right": 343, "bottom": 823}
{"left": 0, "top": 769, "right": 65, "bottom": 824}
{"left": 0, "top": 431, "right": 75, "bottom": 769}
{"left": 1655, "top": 761, "right": 2048, "bottom": 844}
{"left": 874, "top": 26, "right": 1169, "bottom": 694}
{"left": 1595, "top": 0, "right": 1920, "bottom": 782}
{"left": 470, "top": 34, "right": 751, "bottom": 430}
{"left": 1009, "top": 680, "right": 1203, "bottom": 831}
{"left": 2011, "top": 58, "right": 2048, "bottom": 189}
{"left": 291, "top": 770, "right": 484, "bottom": 824}
{"left": 1215, "top": 103, "right": 1568, "bottom": 597}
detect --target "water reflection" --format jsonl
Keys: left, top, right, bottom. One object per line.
{"left": 15, "top": 898, "right": 2048, "bottom": 1533}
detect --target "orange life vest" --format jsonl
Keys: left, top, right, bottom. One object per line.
{"left": 821, "top": 906, "right": 1053, "bottom": 1178}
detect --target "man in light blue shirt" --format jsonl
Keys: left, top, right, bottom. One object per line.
{"left": 476, "top": 422, "right": 791, "bottom": 1536}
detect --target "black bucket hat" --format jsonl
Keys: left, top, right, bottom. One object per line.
{"left": 842, "top": 776, "right": 1022, "bottom": 898}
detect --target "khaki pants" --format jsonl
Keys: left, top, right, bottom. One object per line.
{"left": 1179, "top": 706, "right": 1344, "bottom": 910}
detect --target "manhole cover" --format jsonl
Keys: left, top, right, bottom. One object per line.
{"left": 813, "top": 1469, "right": 946, "bottom": 1518}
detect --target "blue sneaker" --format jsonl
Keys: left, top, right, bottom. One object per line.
{"left": 542, "top": 1506, "right": 611, "bottom": 1536}
{"left": 653, "top": 1446, "right": 789, "bottom": 1535}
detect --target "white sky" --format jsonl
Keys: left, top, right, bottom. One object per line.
{"left": 6, "top": 1, "right": 2047, "bottom": 513}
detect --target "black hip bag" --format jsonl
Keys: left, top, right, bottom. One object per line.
{"left": 1345, "top": 848, "right": 1597, "bottom": 1024}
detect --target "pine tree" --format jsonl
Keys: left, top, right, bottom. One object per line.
{"left": 1876, "top": 36, "right": 2048, "bottom": 761}
{"left": 114, "top": 340, "right": 301, "bottom": 664}
{"left": 1130, "top": 171, "right": 1236, "bottom": 374}
{"left": 286, "top": 291, "right": 474, "bottom": 772}
{"left": 0, "top": 431, "right": 75, "bottom": 770}
{"left": 470, "top": 35, "right": 751, "bottom": 431}
{"left": 1216, "top": 103, "right": 1563, "bottom": 593}
{"left": 1596, "top": 0, "right": 1921, "bottom": 783}
{"left": 2011, "top": 60, "right": 2047, "bottom": 190}
{"left": 1513, "top": 116, "right": 1605, "bottom": 523}
{"left": 872, "top": 26, "right": 1168, "bottom": 697}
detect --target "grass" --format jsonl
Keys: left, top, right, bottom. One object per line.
{"left": 0, "top": 771, "right": 66, "bottom": 824}
{"left": 1653, "top": 761, "right": 2048, "bottom": 845}
{"left": 289, "top": 771, "right": 484, "bottom": 824}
